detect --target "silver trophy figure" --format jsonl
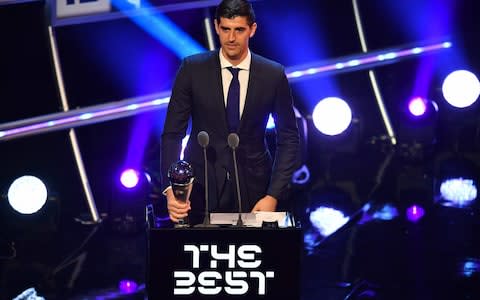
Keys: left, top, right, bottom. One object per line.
{"left": 168, "top": 160, "right": 194, "bottom": 227}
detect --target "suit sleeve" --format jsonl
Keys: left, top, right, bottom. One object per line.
{"left": 267, "top": 68, "right": 300, "bottom": 200}
{"left": 161, "top": 59, "right": 192, "bottom": 190}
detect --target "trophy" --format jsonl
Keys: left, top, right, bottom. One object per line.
{"left": 168, "top": 160, "right": 194, "bottom": 227}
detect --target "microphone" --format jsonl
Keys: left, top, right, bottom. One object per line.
{"left": 227, "top": 133, "right": 243, "bottom": 226}
{"left": 196, "top": 131, "right": 215, "bottom": 227}
{"left": 198, "top": 131, "right": 209, "bottom": 148}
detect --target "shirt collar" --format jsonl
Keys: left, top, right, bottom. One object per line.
{"left": 219, "top": 49, "right": 251, "bottom": 71}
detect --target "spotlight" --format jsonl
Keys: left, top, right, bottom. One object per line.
{"left": 118, "top": 279, "right": 138, "bottom": 294}
{"left": 303, "top": 186, "right": 364, "bottom": 255}
{"left": 312, "top": 97, "right": 352, "bottom": 136}
{"left": 120, "top": 169, "right": 140, "bottom": 189}
{"left": 399, "top": 97, "right": 438, "bottom": 145}
{"left": 439, "top": 178, "right": 477, "bottom": 208}
{"left": 459, "top": 258, "right": 480, "bottom": 278}
{"left": 114, "top": 167, "right": 154, "bottom": 233}
{"left": 12, "top": 288, "right": 45, "bottom": 300}
{"left": 434, "top": 156, "right": 479, "bottom": 208}
{"left": 405, "top": 204, "right": 425, "bottom": 223}
{"left": 442, "top": 70, "right": 480, "bottom": 108}
{"left": 455, "top": 257, "right": 480, "bottom": 299}
{"left": 408, "top": 97, "right": 428, "bottom": 117}
{"left": 7, "top": 175, "right": 47, "bottom": 214}
{"left": 371, "top": 204, "right": 399, "bottom": 221}
{"left": 406, "top": 97, "right": 438, "bottom": 118}
{"left": 309, "top": 206, "right": 349, "bottom": 237}
{"left": 306, "top": 186, "right": 353, "bottom": 237}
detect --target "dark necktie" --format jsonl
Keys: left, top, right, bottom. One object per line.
{"left": 226, "top": 67, "right": 240, "bottom": 132}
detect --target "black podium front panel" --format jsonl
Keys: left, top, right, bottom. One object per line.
{"left": 147, "top": 227, "right": 301, "bottom": 300}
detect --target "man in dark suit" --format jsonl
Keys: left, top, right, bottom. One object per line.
{"left": 161, "top": 0, "right": 299, "bottom": 224}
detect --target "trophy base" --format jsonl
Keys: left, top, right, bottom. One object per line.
{"left": 174, "top": 219, "right": 189, "bottom": 228}
{"left": 174, "top": 224, "right": 190, "bottom": 228}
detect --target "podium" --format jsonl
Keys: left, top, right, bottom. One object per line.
{"left": 147, "top": 226, "right": 302, "bottom": 300}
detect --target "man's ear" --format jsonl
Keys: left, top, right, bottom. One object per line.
{"left": 249, "top": 22, "right": 257, "bottom": 38}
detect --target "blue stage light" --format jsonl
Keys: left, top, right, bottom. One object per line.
{"left": 180, "top": 134, "right": 190, "bottom": 160}
{"left": 406, "top": 204, "right": 425, "bottom": 223}
{"left": 400, "top": 96, "right": 438, "bottom": 144}
{"left": 408, "top": 97, "right": 428, "bottom": 117}
{"left": 309, "top": 206, "right": 350, "bottom": 237}
{"left": 439, "top": 178, "right": 477, "bottom": 207}
{"left": 292, "top": 165, "right": 310, "bottom": 185}
{"left": 7, "top": 176, "right": 48, "bottom": 214}
{"left": 266, "top": 114, "right": 275, "bottom": 130}
{"left": 111, "top": 0, "right": 205, "bottom": 59}
{"left": 118, "top": 279, "right": 138, "bottom": 294}
{"left": 120, "top": 169, "right": 141, "bottom": 189}
{"left": 372, "top": 204, "right": 399, "bottom": 221}
{"left": 312, "top": 97, "right": 352, "bottom": 136}
{"left": 442, "top": 70, "right": 480, "bottom": 108}
{"left": 460, "top": 258, "right": 480, "bottom": 278}
{"left": 12, "top": 288, "right": 45, "bottom": 300}
{"left": 304, "top": 186, "right": 356, "bottom": 254}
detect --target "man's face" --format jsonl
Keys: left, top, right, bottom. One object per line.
{"left": 215, "top": 16, "right": 257, "bottom": 65}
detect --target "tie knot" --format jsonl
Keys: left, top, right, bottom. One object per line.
{"left": 227, "top": 67, "right": 240, "bottom": 78}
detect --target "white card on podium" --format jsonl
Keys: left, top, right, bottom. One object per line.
{"left": 209, "top": 213, "right": 256, "bottom": 226}
{"left": 210, "top": 211, "right": 291, "bottom": 227}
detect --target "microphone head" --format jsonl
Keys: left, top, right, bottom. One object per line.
{"left": 227, "top": 133, "right": 239, "bottom": 149}
{"left": 197, "top": 131, "right": 209, "bottom": 148}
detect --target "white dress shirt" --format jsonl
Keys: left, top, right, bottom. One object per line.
{"left": 219, "top": 49, "right": 252, "bottom": 118}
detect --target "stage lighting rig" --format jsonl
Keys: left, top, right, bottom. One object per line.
{"left": 442, "top": 70, "right": 480, "bottom": 109}
{"left": 433, "top": 155, "right": 479, "bottom": 208}
{"left": 7, "top": 175, "right": 48, "bottom": 215}
{"left": 312, "top": 97, "right": 353, "bottom": 136}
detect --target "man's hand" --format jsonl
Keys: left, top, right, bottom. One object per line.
{"left": 166, "top": 188, "right": 191, "bottom": 222}
{"left": 251, "top": 195, "right": 278, "bottom": 212}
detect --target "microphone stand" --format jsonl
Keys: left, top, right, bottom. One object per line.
{"left": 195, "top": 131, "right": 217, "bottom": 227}
{"left": 231, "top": 147, "right": 243, "bottom": 226}
{"left": 227, "top": 133, "right": 243, "bottom": 227}
{"left": 201, "top": 145, "right": 212, "bottom": 226}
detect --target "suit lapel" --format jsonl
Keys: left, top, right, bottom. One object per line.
{"left": 238, "top": 54, "right": 259, "bottom": 132}
{"left": 209, "top": 52, "right": 230, "bottom": 135}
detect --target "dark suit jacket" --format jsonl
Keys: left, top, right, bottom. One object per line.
{"left": 161, "top": 50, "right": 299, "bottom": 215}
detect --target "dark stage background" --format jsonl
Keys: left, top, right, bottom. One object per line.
{"left": 1, "top": 0, "right": 480, "bottom": 299}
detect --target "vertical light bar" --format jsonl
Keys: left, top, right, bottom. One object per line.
{"left": 352, "top": 0, "right": 397, "bottom": 145}
{"left": 48, "top": 26, "right": 101, "bottom": 223}
{"left": 203, "top": 8, "right": 216, "bottom": 51}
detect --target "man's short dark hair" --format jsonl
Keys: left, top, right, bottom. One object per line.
{"left": 215, "top": 0, "right": 256, "bottom": 26}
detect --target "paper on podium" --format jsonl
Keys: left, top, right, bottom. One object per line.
{"left": 210, "top": 211, "right": 293, "bottom": 227}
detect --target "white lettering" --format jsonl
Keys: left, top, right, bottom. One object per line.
{"left": 237, "top": 245, "right": 262, "bottom": 268}
{"left": 197, "top": 271, "right": 222, "bottom": 295}
{"left": 224, "top": 271, "right": 248, "bottom": 295}
{"left": 174, "top": 243, "right": 275, "bottom": 296}
{"left": 210, "top": 245, "right": 235, "bottom": 268}
{"left": 184, "top": 245, "right": 200, "bottom": 268}
{"left": 250, "top": 271, "right": 275, "bottom": 295}
{"left": 173, "top": 271, "right": 195, "bottom": 295}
